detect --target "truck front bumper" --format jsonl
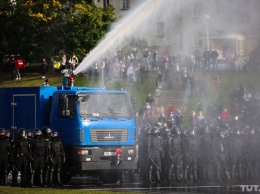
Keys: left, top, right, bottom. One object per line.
{"left": 74, "top": 146, "right": 137, "bottom": 171}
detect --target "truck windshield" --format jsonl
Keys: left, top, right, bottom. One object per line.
{"left": 78, "top": 93, "right": 134, "bottom": 118}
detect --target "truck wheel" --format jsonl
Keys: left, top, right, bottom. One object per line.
{"left": 99, "top": 171, "right": 121, "bottom": 184}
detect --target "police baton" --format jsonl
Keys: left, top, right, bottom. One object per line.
{"left": 150, "top": 157, "right": 159, "bottom": 170}
{"left": 225, "top": 169, "right": 230, "bottom": 180}
{"left": 12, "top": 163, "right": 18, "bottom": 174}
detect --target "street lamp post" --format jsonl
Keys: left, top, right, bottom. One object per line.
{"left": 205, "top": 15, "right": 210, "bottom": 50}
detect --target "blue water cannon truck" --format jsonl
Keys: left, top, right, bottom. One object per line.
{"left": 0, "top": 76, "right": 138, "bottom": 184}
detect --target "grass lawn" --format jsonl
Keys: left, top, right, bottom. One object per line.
{"left": 0, "top": 186, "right": 132, "bottom": 194}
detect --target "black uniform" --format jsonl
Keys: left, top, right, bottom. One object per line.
{"left": 161, "top": 128, "right": 171, "bottom": 182}
{"left": 42, "top": 126, "right": 52, "bottom": 185}
{"left": 229, "top": 130, "right": 244, "bottom": 182}
{"left": 0, "top": 129, "right": 12, "bottom": 186}
{"left": 49, "top": 132, "right": 66, "bottom": 186}
{"left": 245, "top": 128, "right": 259, "bottom": 181}
{"left": 181, "top": 130, "right": 189, "bottom": 183}
{"left": 30, "top": 129, "right": 48, "bottom": 187}
{"left": 168, "top": 127, "right": 182, "bottom": 183}
{"left": 199, "top": 128, "right": 213, "bottom": 182}
{"left": 138, "top": 125, "right": 150, "bottom": 184}
{"left": 212, "top": 131, "right": 230, "bottom": 182}
{"left": 26, "top": 130, "right": 33, "bottom": 186}
{"left": 185, "top": 130, "right": 200, "bottom": 183}
{"left": 147, "top": 127, "right": 163, "bottom": 183}
{"left": 12, "top": 129, "right": 31, "bottom": 187}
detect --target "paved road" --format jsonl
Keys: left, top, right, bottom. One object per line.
{"left": 63, "top": 174, "right": 252, "bottom": 193}
{"left": 8, "top": 173, "right": 252, "bottom": 193}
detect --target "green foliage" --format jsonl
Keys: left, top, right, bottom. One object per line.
{"left": 0, "top": 0, "right": 116, "bottom": 63}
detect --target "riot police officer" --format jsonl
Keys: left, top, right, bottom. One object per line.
{"left": 212, "top": 130, "right": 230, "bottom": 182}
{"left": 26, "top": 130, "right": 33, "bottom": 186}
{"left": 138, "top": 124, "right": 151, "bottom": 185}
{"left": 12, "top": 128, "right": 31, "bottom": 187}
{"left": 168, "top": 127, "right": 182, "bottom": 183}
{"left": 30, "top": 129, "right": 48, "bottom": 187}
{"left": 27, "top": 131, "right": 33, "bottom": 141}
{"left": 181, "top": 130, "right": 189, "bottom": 183}
{"left": 244, "top": 127, "right": 258, "bottom": 181}
{"left": 187, "top": 129, "right": 200, "bottom": 183}
{"left": 161, "top": 126, "right": 171, "bottom": 182}
{"left": 199, "top": 127, "right": 213, "bottom": 183}
{"left": 229, "top": 128, "right": 244, "bottom": 182}
{"left": 0, "top": 128, "right": 12, "bottom": 186}
{"left": 4, "top": 129, "right": 13, "bottom": 179}
{"left": 49, "top": 131, "right": 66, "bottom": 186}
{"left": 42, "top": 126, "right": 52, "bottom": 185}
{"left": 147, "top": 126, "right": 163, "bottom": 183}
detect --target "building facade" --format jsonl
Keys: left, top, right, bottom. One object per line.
{"left": 97, "top": 0, "right": 260, "bottom": 56}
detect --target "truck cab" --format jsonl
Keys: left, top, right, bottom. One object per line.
{"left": 49, "top": 86, "right": 138, "bottom": 183}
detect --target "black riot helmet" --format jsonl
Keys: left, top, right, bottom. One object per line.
{"left": 34, "top": 128, "right": 42, "bottom": 138}
{"left": 27, "top": 130, "right": 33, "bottom": 139}
{"left": 52, "top": 131, "right": 59, "bottom": 140}
{"left": 151, "top": 127, "right": 160, "bottom": 136}
{"left": 19, "top": 128, "right": 27, "bottom": 139}
{"left": 163, "top": 127, "right": 171, "bottom": 137}
{"left": 0, "top": 128, "right": 6, "bottom": 137}
{"left": 42, "top": 126, "right": 52, "bottom": 139}
{"left": 154, "top": 122, "right": 162, "bottom": 129}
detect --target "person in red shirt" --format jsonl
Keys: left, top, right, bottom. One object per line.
{"left": 167, "top": 104, "right": 174, "bottom": 115}
{"left": 220, "top": 108, "right": 230, "bottom": 120}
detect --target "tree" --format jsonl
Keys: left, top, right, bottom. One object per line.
{"left": 62, "top": 2, "right": 116, "bottom": 60}
{"left": 0, "top": 0, "right": 116, "bottom": 62}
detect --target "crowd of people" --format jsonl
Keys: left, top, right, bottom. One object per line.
{"left": 0, "top": 127, "right": 66, "bottom": 187}
{"left": 136, "top": 77, "right": 260, "bottom": 185}
{"left": 81, "top": 46, "right": 249, "bottom": 87}
{"left": 123, "top": 43, "right": 260, "bottom": 185}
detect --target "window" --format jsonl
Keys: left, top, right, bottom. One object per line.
{"left": 58, "top": 94, "right": 75, "bottom": 119}
{"left": 194, "top": 2, "right": 203, "bottom": 17}
{"left": 122, "top": 0, "right": 130, "bottom": 10}
{"left": 156, "top": 22, "right": 164, "bottom": 37}
{"left": 78, "top": 93, "right": 134, "bottom": 118}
